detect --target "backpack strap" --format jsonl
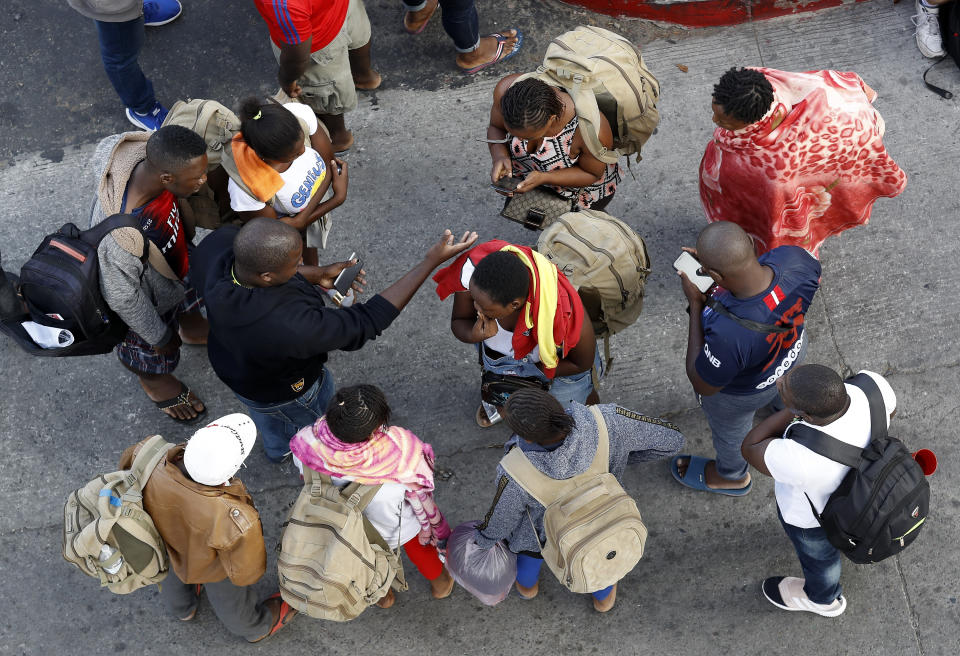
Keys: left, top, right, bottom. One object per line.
{"left": 308, "top": 470, "right": 393, "bottom": 552}
{"left": 82, "top": 214, "right": 147, "bottom": 262}
{"left": 125, "top": 435, "right": 174, "bottom": 500}
{"left": 846, "top": 373, "right": 889, "bottom": 444}
{"left": 705, "top": 297, "right": 791, "bottom": 334}
{"left": 95, "top": 213, "right": 179, "bottom": 281}
{"left": 786, "top": 373, "right": 891, "bottom": 467}
{"left": 786, "top": 423, "right": 863, "bottom": 469}
{"left": 499, "top": 406, "right": 611, "bottom": 506}
{"left": 923, "top": 56, "right": 953, "bottom": 99}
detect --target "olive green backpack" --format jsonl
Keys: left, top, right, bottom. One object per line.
{"left": 537, "top": 209, "right": 651, "bottom": 371}
{"left": 514, "top": 26, "right": 661, "bottom": 164}
{"left": 62, "top": 435, "right": 173, "bottom": 594}
{"left": 278, "top": 468, "right": 407, "bottom": 622}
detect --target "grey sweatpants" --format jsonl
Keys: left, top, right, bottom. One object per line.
{"left": 161, "top": 570, "right": 273, "bottom": 641}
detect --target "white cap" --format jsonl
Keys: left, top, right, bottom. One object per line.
{"left": 183, "top": 414, "right": 257, "bottom": 486}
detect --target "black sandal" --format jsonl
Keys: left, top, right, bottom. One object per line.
{"left": 155, "top": 381, "right": 207, "bottom": 424}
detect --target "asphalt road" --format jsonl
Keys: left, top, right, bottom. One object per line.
{"left": 0, "top": 1, "right": 958, "bottom": 655}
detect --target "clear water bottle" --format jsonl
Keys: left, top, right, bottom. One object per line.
{"left": 99, "top": 544, "right": 123, "bottom": 575}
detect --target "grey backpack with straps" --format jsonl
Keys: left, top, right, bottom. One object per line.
{"left": 277, "top": 468, "right": 407, "bottom": 621}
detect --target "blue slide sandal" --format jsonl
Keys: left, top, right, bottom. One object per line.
{"left": 670, "top": 454, "right": 752, "bottom": 497}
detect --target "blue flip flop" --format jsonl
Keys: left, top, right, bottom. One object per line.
{"left": 462, "top": 30, "right": 524, "bottom": 75}
{"left": 670, "top": 454, "right": 752, "bottom": 497}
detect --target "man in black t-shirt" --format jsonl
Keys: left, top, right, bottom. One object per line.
{"left": 192, "top": 218, "right": 476, "bottom": 461}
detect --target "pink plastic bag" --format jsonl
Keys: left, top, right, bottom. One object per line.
{"left": 445, "top": 521, "right": 517, "bottom": 606}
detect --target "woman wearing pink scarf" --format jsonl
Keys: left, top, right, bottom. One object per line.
{"left": 700, "top": 67, "right": 907, "bottom": 257}
{"left": 290, "top": 384, "right": 453, "bottom": 607}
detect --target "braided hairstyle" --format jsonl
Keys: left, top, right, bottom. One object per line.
{"left": 712, "top": 68, "right": 774, "bottom": 125}
{"left": 500, "top": 78, "right": 564, "bottom": 132}
{"left": 503, "top": 389, "right": 576, "bottom": 445}
{"left": 237, "top": 97, "right": 302, "bottom": 162}
{"left": 470, "top": 251, "right": 530, "bottom": 306}
{"left": 325, "top": 384, "right": 392, "bottom": 443}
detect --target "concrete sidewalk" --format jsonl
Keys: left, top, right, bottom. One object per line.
{"left": 0, "top": 1, "right": 958, "bottom": 654}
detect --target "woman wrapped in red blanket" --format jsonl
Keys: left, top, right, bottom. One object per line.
{"left": 700, "top": 67, "right": 907, "bottom": 257}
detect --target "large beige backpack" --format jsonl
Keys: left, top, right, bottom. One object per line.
{"left": 516, "top": 26, "right": 660, "bottom": 164}
{"left": 218, "top": 103, "right": 335, "bottom": 247}
{"left": 537, "top": 209, "right": 651, "bottom": 370}
{"left": 161, "top": 98, "right": 240, "bottom": 169}
{"left": 499, "top": 406, "right": 647, "bottom": 594}
{"left": 62, "top": 435, "right": 173, "bottom": 594}
{"left": 278, "top": 468, "right": 407, "bottom": 621}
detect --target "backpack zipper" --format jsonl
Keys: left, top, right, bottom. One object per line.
{"left": 848, "top": 452, "right": 907, "bottom": 537}
{"left": 284, "top": 518, "right": 379, "bottom": 571}
{"left": 894, "top": 518, "right": 926, "bottom": 546}
{"left": 594, "top": 56, "right": 650, "bottom": 113}
{"left": 563, "top": 514, "right": 645, "bottom": 585}
{"left": 555, "top": 216, "right": 629, "bottom": 307}
{"left": 278, "top": 582, "right": 352, "bottom": 616}
{"left": 277, "top": 558, "right": 359, "bottom": 604}
{"left": 552, "top": 493, "right": 634, "bottom": 567}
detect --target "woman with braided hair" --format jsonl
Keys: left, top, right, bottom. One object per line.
{"left": 471, "top": 388, "right": 684, "bottom": 612}
{"left": 700, "top": 67, "right": 906, "bottom": 256}
{"left": 289, "top": 384, "right": 455, "bottom": 607}
{"left": 487, "top": 76, "right": 621, "bottom": 211}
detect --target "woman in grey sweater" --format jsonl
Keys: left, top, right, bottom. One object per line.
{"left": 474, "top": 389, "right": 684, "bottom": 611}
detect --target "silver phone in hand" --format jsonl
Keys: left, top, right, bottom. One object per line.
{"left": 673, "top": 251, "right": 715, "bottom": 293}
{"left": 331, "top": 252, "right": 362, "bottom": 305}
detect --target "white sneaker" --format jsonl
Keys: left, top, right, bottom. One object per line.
{"left": 913, "top": 0, "right": 946, "bottom": 58}
{"left": 762, "top": 576, "right": 847, "bottom": 618}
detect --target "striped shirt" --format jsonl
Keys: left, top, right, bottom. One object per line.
{"left": 253, "top": 0, "right": 349, "bottom": 52}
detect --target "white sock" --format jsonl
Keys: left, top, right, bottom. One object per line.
{"left": 920, "top": 0, "right": 938, "bottom": 9}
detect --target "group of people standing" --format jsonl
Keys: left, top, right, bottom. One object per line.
{"left": 47, "top": 0, "right": 920, "bottom": 645}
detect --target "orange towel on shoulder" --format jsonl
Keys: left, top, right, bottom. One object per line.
{"left": 231, "top": 133, "right": 285, "bottom": 202}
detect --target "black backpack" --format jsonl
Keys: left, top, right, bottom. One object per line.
{"left": 924, "top": 1, "right": 960, "bottom": 98}
{"left": 786, "top": 373, "right": 929, "bottom": 564}
{"left": 0, "top": 214, "right": 148, "bottom": 357}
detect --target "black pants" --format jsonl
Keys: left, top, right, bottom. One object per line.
{"left": 161, "top": 570, "right": 272, "bottom": 641}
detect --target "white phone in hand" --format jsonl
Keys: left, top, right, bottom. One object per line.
{"left": 673, "top": 251, "right": 715, "bottom": 293}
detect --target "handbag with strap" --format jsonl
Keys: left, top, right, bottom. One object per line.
{"left": 500, "top": 187, "right": 575, "bottom": 230}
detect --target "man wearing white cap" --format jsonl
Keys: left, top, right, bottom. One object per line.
{"left": 118, "top": 414, "right": 296, "bottom": 642}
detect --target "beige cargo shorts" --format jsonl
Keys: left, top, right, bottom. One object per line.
{"left": 270, "top": 0, "right": 371, "bottom": 116}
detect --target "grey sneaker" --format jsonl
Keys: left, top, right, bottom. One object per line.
{"left": 762, "top": 576, "right": 847, "bottom": 618}
{"left": 913, "top": 0, "right": 946, "bottom": 58}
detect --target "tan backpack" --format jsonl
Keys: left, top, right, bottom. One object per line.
{"left": 62, "top": 435, "right": 173, "bottom": 594}
{"left": 161, "top": 98, "right": 240, "bottom": 169}
{"left": 537, "top": 209, "right": 651, "bottom": 370}
{"left": 218, "top": 105, "right": 335, "bottom": 247}
{"left": 499, "top": 406, "right": 647, "bottom": 594}
{"left": 277, "top": 468, "right": 407, "bottom": 621}
{"left": 515, "top": 26, "right": 660, "bottom": 164}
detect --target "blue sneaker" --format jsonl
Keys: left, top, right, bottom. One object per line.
{"left": 143, "top": 0, "right": 182, "bottom": 27}
{"left": 125, "top": 102, "right": 169, "bottom": 131}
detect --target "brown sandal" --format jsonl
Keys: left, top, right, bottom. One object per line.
{"left": 475, "top": 404, "right": 502, "bottom": 428}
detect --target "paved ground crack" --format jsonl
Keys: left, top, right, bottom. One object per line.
{"left": 817, "top": 287, "right": 853, "bottom": 378}
{"left": 895, "top": 555, "right": 926, "bottom": 655}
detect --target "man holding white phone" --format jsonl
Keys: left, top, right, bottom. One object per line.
{"left": 191, "top": 218, "right": 477, "bottom": 461}
{"left": 672, "top": 221, "right": 820, "bottom": 496}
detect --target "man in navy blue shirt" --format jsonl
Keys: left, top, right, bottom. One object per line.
{"left": 672, "top": 221, "right": 820, "bottom": 496}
